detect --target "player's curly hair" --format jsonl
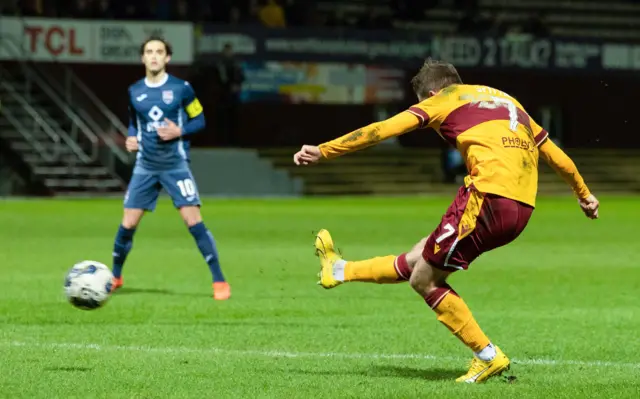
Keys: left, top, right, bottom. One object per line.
{"left": 411, "top": 59, "right": 462, "bottom": 98}
{"left": 139, "top": 36, "right": 173, "bottom": 56}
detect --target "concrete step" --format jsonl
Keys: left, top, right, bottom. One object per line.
{"left": 285, "top": 165, "right": 432, "bottom": 175}
{"left": 0, "top": 129, "right": 62, "bottom": 145}
{"left": 10, "top": 141, "right": 77, "bottom": 158}
{"left": 261, "top": 147, "right": 640, "bottom": 196}
{"left": 0, "top": 128, "right": 54, "bottom": 140}
{"left": 299, "top": 174, "right": 435, "bottom": 184}
{"left": 0, "top": 94, "right": 50, "bottom": 105}
{"left": 9, "top": 140, "right": 61, "bottom": 150}
{"left": 23, "top": 153, "right": 100, "bottom": 165}
{"left": 33, "top": 165, "right": 111, "bottom": 177}
{"left": 43, "top": 178, "right": 123, "bottom": 190}
{"left": 53, "top": 191, "right": 123, "bottom": 197}
{"left": 305, "top": 182, "right": 452, "bottom": 195}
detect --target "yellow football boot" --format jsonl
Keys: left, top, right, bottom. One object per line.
{"left": 314, "top": 229, "right": 343, "bottom": 289}
{"left": 456, "top": 346, "right": 510, "bottom": 383}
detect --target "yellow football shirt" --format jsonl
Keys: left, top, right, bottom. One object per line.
{"left": 406, "top": 84, "right": 548, "bottom": 207}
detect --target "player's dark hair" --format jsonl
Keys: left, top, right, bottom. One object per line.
{"left": 140, "top": 36, "right": 173, "bottom": 56}
{"left": 411, "top": 59, "right": 462, "bottom": 98}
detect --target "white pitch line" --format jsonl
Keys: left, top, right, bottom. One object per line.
{"left": 2, "top": 341, "right": 639, "bottom": 370}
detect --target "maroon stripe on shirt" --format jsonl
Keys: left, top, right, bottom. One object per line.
{"left": 535, "top": 129, "right": 549, "bottom": 146}
{"left": 407, "top": 106, "right": 429, "bottom": 129}
{"left": 439, "top": 103, "right": 532, "bottom": 145}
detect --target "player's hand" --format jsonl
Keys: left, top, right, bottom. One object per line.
{"left": 578, "top": 194, "right": 599, "bottom": 219}
{"left": 157, "top": 118, "right": 182, "bottom": 141}
{"left": 125, "top": 137, "right": 139, "bottom": 152}
{"left": 293, "top": 145, "right": 322, "bottom": 165}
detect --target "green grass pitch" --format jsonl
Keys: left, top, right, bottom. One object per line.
{"left": 0, "top": 196, "right": 639, "bottom": 398}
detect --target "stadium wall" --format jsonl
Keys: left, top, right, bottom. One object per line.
{"left": 188, "top": 149, "right": 303, "bottom": 197}
{"left": 51, "top": 62, "right": 637, "bottom": 149}
{"left": 7, "top": 59, "right": 636, "bottom": 149}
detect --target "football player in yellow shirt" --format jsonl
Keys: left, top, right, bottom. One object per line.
{"left": 293, "top": 59, "right": 600, "bottom": 383}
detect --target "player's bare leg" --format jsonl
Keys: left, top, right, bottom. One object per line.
{"left": 179, "top": 205, "right": 203, "bottom": 226}
{"left": 180, "top": 206, "right": 230, "bottom": 300}
{"left": 123, "top": 208, "right": 145, "bottom": 229}
{"left": 111, "top": 208, "right": 146, "bottom": 291}
{"left": 410, "top": 257, "right": 509, "bottom": 383}
{"left": 314, "top": 229, "right": 420, "bottom": 289}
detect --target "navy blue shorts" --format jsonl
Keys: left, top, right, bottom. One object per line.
{"left": 124, "top": 165, "right": 201, "bottom": 211}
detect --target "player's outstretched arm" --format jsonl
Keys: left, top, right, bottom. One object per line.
{"left": 293, "top": 111, "right": 419, "bottom": 165}
{"left": 539, "top": 139, "right": 599, "bottom": 219}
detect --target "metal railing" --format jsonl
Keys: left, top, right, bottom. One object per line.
{"left": 0, "top": 64, "right": 93, "bottom": 164}
{"left": 0, "top": 29, "right": 132, "bottom": 175}
{"left": 31, "top": 61, "right": 131, "bottom": 164}
{"left": 0, "top": 37, "right": 98, "bottom": 160}
{"left": 62, "top": 65, "right": 129, "bottom": 135}
{"left": 1, "top": 15, "right": 129, "bottom": 140}
{"left": 20, "top": 67, "right": 99, "bottom": 163}
{"left": 0, "top": 81, "right": 61, "bottom": 163}
{"left": 36, "top": 64, "right": 133, "bottom": 174}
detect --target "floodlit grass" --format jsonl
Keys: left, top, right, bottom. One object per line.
{"left": 1, "top": 196, "right": 639, "bottom": 398}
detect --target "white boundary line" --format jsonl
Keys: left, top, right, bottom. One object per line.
{"left": 2, "top": 341, "right": 639, "bottom": 369}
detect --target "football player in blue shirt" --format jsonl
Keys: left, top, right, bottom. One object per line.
{"left": 111, "top": 36, "right": 230, "bottom": 300}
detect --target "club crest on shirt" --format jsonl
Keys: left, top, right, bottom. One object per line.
{"left": 162, "top": 90, "right": 174, "bottom": 104}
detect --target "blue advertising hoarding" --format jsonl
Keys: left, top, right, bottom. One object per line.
{"left": 198, "top": 25, "right": 640, "bottom": 72}
{"left": 239, "top": 61, "right": 406, "bottom": 104}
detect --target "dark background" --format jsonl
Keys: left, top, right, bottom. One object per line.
{"left": 55, "top": 63, "right": 638, "bottom": 149}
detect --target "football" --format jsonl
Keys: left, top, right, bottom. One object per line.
{"left": 64, "top": 260, "right": 114, "bottom": 310}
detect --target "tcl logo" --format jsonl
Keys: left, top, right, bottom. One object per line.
{"left": 24, "top": 24, "right": 85, "bottom": 57}
{"left": 0, "top": 16, "right": 191, "bottom": 64}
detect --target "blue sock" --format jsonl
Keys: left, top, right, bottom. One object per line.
{"left": 189, "top": 222, "right": 225, "bottom": 283}
{"left": 112, "top": 225, "right": 135, "bottom": 278}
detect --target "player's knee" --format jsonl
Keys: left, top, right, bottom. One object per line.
{"left": 410, "top": 271, "right": 435, "bottom": 296}
{"left": 122, "top": 219, "right": 140, "bottom": 229}
{"left": 183, "top": 214, "right": 202, "bottom": 227}
{"left": 179, "top": 206, "right": 203, "bottom": 227}
{"left": 409, "top": 259, "right": 439, "bottom": 296}
{"left": 122, "top": 209, "right": 144, "bottom": 229}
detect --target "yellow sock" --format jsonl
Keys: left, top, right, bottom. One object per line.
{"left": 429, "top": 289, "right": 490, "bottom": 352}
{"left": 344, "top": 254, "right": 410, "bottom": 283}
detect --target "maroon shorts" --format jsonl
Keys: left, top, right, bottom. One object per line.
{"left": 423, "top": 185, "right": 534, "bottom": 271}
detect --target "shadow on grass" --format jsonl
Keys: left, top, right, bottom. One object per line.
{"left": 369, "top": 365, "right": 461, "bottom": 381}
{"left": 43, "top": 366, "right": 93, "bottom": 372}
{"left": 113, "top": 287, "right": 207, "bottom": 298}
{"left": 289, "top": 365, "right": 460, "bottom": 381}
